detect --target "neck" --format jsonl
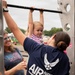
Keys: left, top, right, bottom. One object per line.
{"left": 48, "top": 43, "right": 55, "bottom": 47}
{"left": 47, "top": 40, "right": 55, "bottom": 47}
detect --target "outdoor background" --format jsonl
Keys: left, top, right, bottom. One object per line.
{"left": 3, "top": 0, "right": 62, "bottom": 30}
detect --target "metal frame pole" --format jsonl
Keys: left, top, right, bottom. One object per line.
{"left": 58, "top": 0, "right": 74, "bottom": 75}
{"left": 0, "top": 0, "right": 4, "bottom": 75}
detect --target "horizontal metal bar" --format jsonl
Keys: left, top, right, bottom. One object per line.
{"left": 7, "top": 4, "right": 63, "bottom": 14}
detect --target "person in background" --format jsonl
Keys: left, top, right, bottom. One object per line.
{"left": 3, "top": 1, "right": 70, "bottom": 75}
{"left": 4, "top": 30, "right": 26, "bottom": 75}
{"left": 25, "top": 8, "right": 44, "bottom": 44}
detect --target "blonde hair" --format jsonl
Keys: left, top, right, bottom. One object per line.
{"left": 33, "top": 21, "right": 43, "bottom": 29}
{"left": 4, "top": 30, "right": 16, "bottom": 52}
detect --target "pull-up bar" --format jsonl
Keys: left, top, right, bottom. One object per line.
{"left": 7, "top": 4, "right": 63, "bottom": 14}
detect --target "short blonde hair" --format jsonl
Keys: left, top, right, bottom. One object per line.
{"left": 33, "top": 21, "right": 43, "bottom": 29}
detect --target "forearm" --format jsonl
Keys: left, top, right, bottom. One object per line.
{"left": 3, "top": 1, "right": 18, "bottom": 32}
{"left": 3, "top": 12, "right": 26, "bottom": 45}
{"left": 28, "top": 10, "right": 34, "bottom": 37}
{"left": 28, "top": 10, "right": 33, "bottom": 24}
{"left": 40, "top": 12, "right": 44, "bottom": 25}
{"left": 5, "top": 67, "right": 18, "bottom": 75}
{"left": 5, "top": 60, "right": 27, "bottom": 75}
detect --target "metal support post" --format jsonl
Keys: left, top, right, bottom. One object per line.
{"left": 0, "top": 0, "right": 4, "bottom": 75}
{"left": 57, "top": 0, "right": 74, "bottom": 75}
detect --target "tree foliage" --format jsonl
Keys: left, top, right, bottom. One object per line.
{"left": 5, "top": 27, "right": 25, "bottom": 33}
{"left": 44, "top": 27, "right": 63, "bottom": 36}
{"left": 5, "top": 27, "right": 11, "bottom": 33}
{"left": 5, "top": 27, "right": 63, "bottom": 37}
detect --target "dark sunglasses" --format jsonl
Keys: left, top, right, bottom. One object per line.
{"left": 4, "top": 36, "right": 10, "bottom": 41}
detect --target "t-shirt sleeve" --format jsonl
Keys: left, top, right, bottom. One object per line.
{"left": 23, "top": 37, "right": 41, "bottom": 54}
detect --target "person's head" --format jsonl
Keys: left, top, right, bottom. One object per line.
{"left": 4, "top": 30, "right": 15, "bottom": 52}
{"left": 48, "top": 31, "right": 70, "bottom": 51}
{"left": 33, "top": 21, "right": 43, "bottom": 37}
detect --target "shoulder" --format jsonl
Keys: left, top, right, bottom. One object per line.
{"left": 14, "top": 48, "right": 21, "bottom": 54}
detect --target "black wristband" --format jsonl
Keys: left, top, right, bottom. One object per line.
{"left": 3, "top": 8, "right": 8, "bottom": 12}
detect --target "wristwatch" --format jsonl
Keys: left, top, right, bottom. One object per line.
{"left": 3, "top": 7, "right": 8, "bottom": 12}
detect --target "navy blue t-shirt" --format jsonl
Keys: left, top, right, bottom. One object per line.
{"left": 23, "top": 37, "right": 70, "bottom": 75}
{"left": 4, "top": 48, "right": 24, "bottom": 75}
